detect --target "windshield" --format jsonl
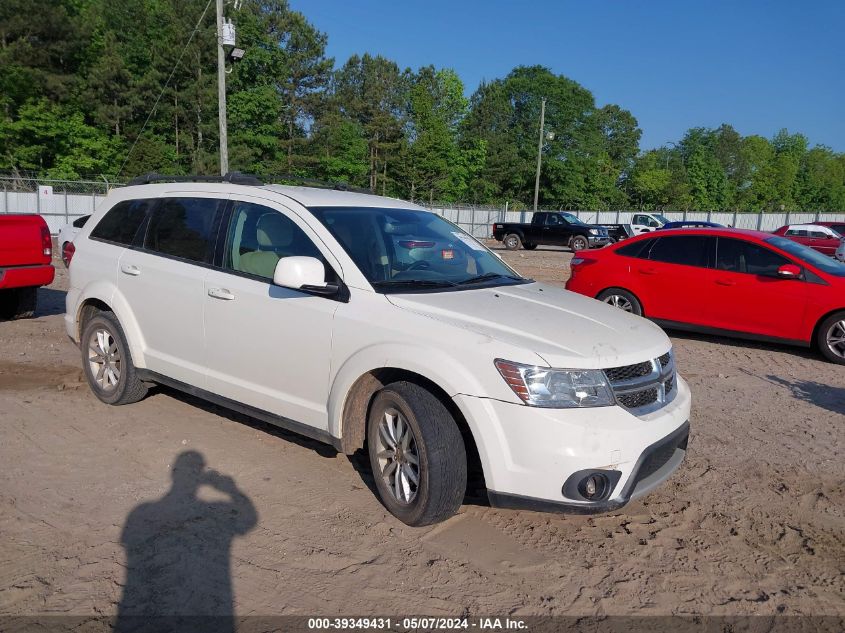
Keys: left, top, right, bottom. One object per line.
{"left": 766, "top": 236, "right": 845, "bottom": 277}
{"left": 654, "top": 214, "right": 670, "bottom": 224}
{"left": 310, "top": 207, "right": 527, "bottom": 292}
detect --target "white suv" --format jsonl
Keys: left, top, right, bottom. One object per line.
{"left": 65, "top": 176, "right": 691, "bottom": 526}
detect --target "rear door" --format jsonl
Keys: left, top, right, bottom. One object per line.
{"left": 708, "top": 237, "right": 811, "bottom": 340}
{"left": 117, "top": 194, "right": 226, "bottom": 386}
{"left": 635, "top": 234, "right": 717, "bottom": 324}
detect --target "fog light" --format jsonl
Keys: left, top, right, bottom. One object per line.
{"left": 579, "top": 473, "right": 609, "bottom": 500}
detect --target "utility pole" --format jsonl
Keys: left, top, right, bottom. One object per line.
{"left": 216, "top": 0, "right": 229, "bottom": 176}
{"left": 533, "top": 98, "right": 546, "bottom": 212}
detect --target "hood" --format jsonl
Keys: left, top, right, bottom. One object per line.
{"left": 386, "top": 282, "right": 671, "bottom": 369}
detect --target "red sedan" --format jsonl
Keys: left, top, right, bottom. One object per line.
{"left": 565, "top": 228, "right": 845, "bottom": 364}
{"left": 772, "top": 224, "right": 843, "bottom": 257}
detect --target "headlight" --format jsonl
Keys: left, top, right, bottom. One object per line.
{"left": 495, "top": 359, "right": 615, "bottom": 408}
{"left": 589, "top": 228, "right": 599, "bottom": 235}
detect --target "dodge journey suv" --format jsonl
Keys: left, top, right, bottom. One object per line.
{"left": 65, "top": 174, "right": 691, "bottom": 526}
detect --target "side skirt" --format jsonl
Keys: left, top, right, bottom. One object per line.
{"left": 136, "top": 369, "right": 343, "bottom": 452}
{"left": 652, "top": 319, "right": 810, "bottom": 348}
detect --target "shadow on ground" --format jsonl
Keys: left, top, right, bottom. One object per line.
{"left": 763, "top": 375, "right": 845, "bottom": 416}
{"left": 37, "top": 287, "right": 67, "bottom": 317}
{"left": 115, "top": 450, "right": 257, "bottom": 633}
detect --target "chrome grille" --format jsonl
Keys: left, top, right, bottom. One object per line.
{"left": 604, "top": 350, "right": 677, "bottom": 415}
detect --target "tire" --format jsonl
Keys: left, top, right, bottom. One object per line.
{"left": 522, "top": 243, "right": 537, "bottom": 250}
{"left": 367, "top": 381, "right": 467, "bottom": 526}
{"left": 80, "top": 311, "right": 148, "bottom": 405}
{"left": 503, "top": 233, "right": 522, "bottom": 250}
{"left": 816, "top": 311, "right": 845, "bottom": 365}
{"left": 596, "top": 288, "right": 643, "bottom": 316}
{"left": 0, "top": 287, "right": 37, "bottom": 320}
{"left": 570, "top": 236, "right": 589, "bottom": 251}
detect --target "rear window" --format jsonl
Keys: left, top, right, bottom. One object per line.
{"left": 616, "top": 238, "right": 655, "bottom": 259}
{"left": 144, "top": 197, "right": 224, "bottom": 264}
{"left": 90, "top": 200, "right": 153, "bottom": 245}
{"left": 648, "top": 236, "right": 715, "bottom": 267}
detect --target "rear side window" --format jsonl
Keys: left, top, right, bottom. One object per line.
{"left": 90, "top": 200, "right": 152, "bottom": 245}
{"left": 616, "top": 238, "right": 655, "bottom": 259}
{"left": 648, "top": 236, "right": 715, "bottom": 267}
{"left": 72, "top": 214, "right": 90, "bottom": 228}
{"left": 144, "top": 198, "right": 224, "bottom": 264}
{"left": 716, "top": 238, "right": 789, "bottom": 276}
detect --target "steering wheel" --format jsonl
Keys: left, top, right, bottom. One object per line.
{"left": 407, "top": 260, "right": 432, "bottom": 271}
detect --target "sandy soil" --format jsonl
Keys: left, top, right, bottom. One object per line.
{"left": 0, "top": 242, "right": 843, "bottom": 619}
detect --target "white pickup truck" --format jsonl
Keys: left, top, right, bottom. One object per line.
{"left": 630, "top": 212, "right": 669, "bottom": 234}
{"left": 65, "top": 175, "right": 691, "bottom": 525}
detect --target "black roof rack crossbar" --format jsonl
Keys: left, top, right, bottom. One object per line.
{"left": 270, "top": 173, "right": 373, "bottom": 195}
{"left": 127, "top": 172, "right": 263, "bottom": 186}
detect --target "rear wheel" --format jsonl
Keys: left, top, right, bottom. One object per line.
{"left": 80, "top": 311, "right": 148, "bottom": 405}
{"left": 817, "top": 311, "right": 845, "bottom": 365}
{"left": 503, "top": 233, "right": 522, "bottom": 250}
{"left": 596, "top": 288, "right": 643, "bottom": 316}
{"left": 570, "top": 236, "right": 589, "bottom": 251}
{"left": 0, "top": 287, "right": 37, "bottom": 320}
{"left": 367, "top": 382, "right": 467, "bottom": 526}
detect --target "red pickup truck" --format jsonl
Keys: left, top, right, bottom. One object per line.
{"left": 0, "top": 214, "right": 55, "bottom": 319}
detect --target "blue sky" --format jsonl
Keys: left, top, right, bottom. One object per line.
{"left": 288, "top": 0, "right": 845, "bottom": 152}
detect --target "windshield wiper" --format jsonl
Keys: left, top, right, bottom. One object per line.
{"left": 456, "top": 272, "right": 525, "bottom": 285}
{"left": 372, "top": 279, "right": 458, "bottom": 289}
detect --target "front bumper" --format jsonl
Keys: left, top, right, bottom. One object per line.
{"left": 588, "top": 235, "right": 611, "bottom": 247}
{"left": 453, "top": 375, "right": 691, "bottom": 514}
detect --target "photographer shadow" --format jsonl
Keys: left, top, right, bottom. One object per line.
{"left": 115, "top": 451, "right": 258, "bottom": 633}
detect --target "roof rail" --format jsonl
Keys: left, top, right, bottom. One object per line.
{"left": 271, "top": 173, "right": 373, "bottom": 195}
{"left": 127, "top": 171, "right": 263, "bottom": 186}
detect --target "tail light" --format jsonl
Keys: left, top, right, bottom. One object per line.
{"left": 41, "top": 225, "right": 52, "bottom": 258}
{"left": 62, "top": 241, "right": 75, "bottom": 267}
{"left": 569, "top": 256, "right": 596, "bottom": 277}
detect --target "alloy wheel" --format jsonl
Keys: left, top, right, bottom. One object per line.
{"left": 603, "top": 294, "right": 634, "bottom": 312}
{"left": 375, "top": 407, "right": 420, "bottom": 505}
{"left": 826, "top": 319, "right": 845, "bottom": 359}
{"left": 88, "top": 328, "right": 121, "bottom": 391}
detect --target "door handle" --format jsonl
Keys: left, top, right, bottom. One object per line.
{"left": 638, "top": 267, "right": 657, "bottom": 275}
{"left": 208, "top": 287, "right": 235, "bottom": 301}
{"left": 120, "top": 264, "right": 141, "bottom": 276}
{"left": 715, "top": 279, "right": 736, "bottom": 287}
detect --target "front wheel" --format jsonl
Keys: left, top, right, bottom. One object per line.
{"left": 570, "top": 236, "right": 589, "bottom": 251}
{"left": 596, "top": 288, "right": 643, "bottom": 316}
{"left": 367, "top": 382, "right": 467, "bottom": 526}
{"left": 817, "top": 311, "right": 845, "bottom": 365}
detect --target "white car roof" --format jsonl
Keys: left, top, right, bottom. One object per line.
{"left": 261, "top": 184, "right": 424, "bottom": 210}
{"left": 109, "top": 182, "right": 427, "bottom": 211}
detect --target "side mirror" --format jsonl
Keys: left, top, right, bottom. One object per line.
{"left": 273, "top": 256, "right": 338, "bottom": 295}
{"left": 777, "top": 263, "right": 801, "bottom": 279}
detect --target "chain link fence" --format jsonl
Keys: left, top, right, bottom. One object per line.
{"left": 2, "top": 175, "right": 844, "bottom": 237}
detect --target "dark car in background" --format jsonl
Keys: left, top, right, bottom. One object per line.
{"left": 660, "top": 221, "right": 724, "bottom": 230}
{"left": 492, "top": 211, "right": 611, "bottom": 251}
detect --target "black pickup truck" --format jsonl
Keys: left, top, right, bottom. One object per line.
{"left": 491, "top": 211, "right": 614, "bottom": 251}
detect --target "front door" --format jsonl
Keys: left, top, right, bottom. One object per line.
{"left": 203, "top": 198, "right": 341, "bottom": 430}
{"left": 708, "top": 237, "right": 811, "bottom": 340}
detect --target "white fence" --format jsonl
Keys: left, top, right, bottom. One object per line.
{"left": 2, "top": 178, "right": 845, "bottom": 237}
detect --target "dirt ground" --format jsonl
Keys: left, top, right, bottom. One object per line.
{"left": 1, "top": 241, "right": 843, "bottom": 620}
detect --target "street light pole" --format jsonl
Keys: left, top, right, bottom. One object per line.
{"left": 533, "top": 98, "right": 546, "bottom": 212}
{"left": 216, "top": 0, "right": 229, "bottom": 176}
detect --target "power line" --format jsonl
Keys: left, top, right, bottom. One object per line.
{"left": 116, "top": 0, "right": 214, "bottom": 179}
